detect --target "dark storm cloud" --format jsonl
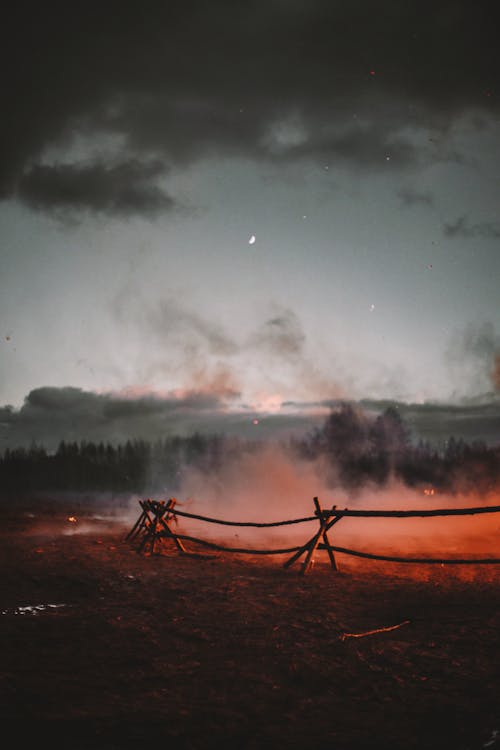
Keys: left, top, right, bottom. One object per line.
{"left": 267, "top": 122, "right": 420, "bottom": 169}
{"left": 17, "top": 160, "right": 174, "bottom": 218}
{"left": 443, "top": 215, "right": 500, "bottom": 238}
{"left": 0, "top": 385, "right": 322, "bottom": 449}
{"left": 1, "top": 387, "right": 499, "bottom": 450}
{"left": 0, "top": 386, "right": 235, "bottom": 450}
{"left": 397, "top": 187, "right": 434, "bottom": 208}
{"left": 1, "top": 1, "right": 498, "bottom": 215}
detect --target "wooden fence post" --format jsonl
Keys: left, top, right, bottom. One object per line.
{"left": 132, "top": 499, "right": 185, "bottom": 555}
{"left": 283, "top": 497, "right": 342, "bottom": 574}
{"left": 313, "top": 496, "right": 338, "bottom": 572}
{"left": 159, "top": 498, "right": 187, "bottom": 554}
{"left": 138, "top": 499, "right": 161, "bottom": 554}
{"left": 125, "top": 499, "right": 149, "bottom": 542}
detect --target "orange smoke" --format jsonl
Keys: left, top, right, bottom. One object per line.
{"left": 166, "top": 445, "right": 500, "bottom": 581}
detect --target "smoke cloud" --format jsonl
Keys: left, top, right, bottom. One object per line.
{"left": 492, "top": 354, "right": 500, "bottom": 392}
{"left": 397, "top": 187, "right": 434, "bottom": 208}
{"left": 443, "top": 215, "right": 500, "bottom": 239}
{"left": 111, "top": 292, "right": 347, "bottom": 405}
{"left": 149, "top": 299, "right": 238, "bottom": 358}
{"left": 158, "top": 441, "right": 500, "bottom": 581}
{"left": 253, "top": 309, "right": 306, "bottom": 359}
{"left": 446, "top": 322, "right": 500, "bottom": 397}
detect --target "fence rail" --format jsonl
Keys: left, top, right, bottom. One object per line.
{"left": 164, "top": 507, "right": 317, "bottom": 527}
{"left": 126, "top": 498, "right": 500, "bottom": 574}
{"left": 319, "top": 505, "right": 500, "bottom": 518}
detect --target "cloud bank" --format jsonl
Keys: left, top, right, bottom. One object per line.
{"left": 17, "top": 160, "right": 174, "bottom": 218}
{"left": 1, "top": 386, "right": 499, "bottom": 452}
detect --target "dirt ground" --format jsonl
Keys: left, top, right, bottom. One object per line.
{"left": 1, "top": 498, "right": 500, "bottom": 750}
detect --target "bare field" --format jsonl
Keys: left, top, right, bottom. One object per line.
{"left": 1, "top": 500, "right": 500, "bottom": 750}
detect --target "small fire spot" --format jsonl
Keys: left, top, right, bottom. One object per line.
{"left": 67, "top": 516, "right": 77, "bottom": 523}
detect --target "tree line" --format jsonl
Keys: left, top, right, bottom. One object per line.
{"left": 0, "top": 433, "right": 244, "bottom": 495}
{"left": 0, "top": 405, "right": 498, "bottom": 496}
{"left": 296, "top": 404, "right": 500, "bottom": 494}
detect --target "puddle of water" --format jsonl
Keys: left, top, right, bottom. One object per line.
{"left": 1, "top": 603, "right": 68, "bottom": 616}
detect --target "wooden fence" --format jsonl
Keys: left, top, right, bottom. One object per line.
{"left": 126, "top": 497, "right": 500, "bottom": 574}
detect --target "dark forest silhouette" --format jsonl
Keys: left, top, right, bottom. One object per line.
{"left": 1, "top": 405, "right": 498, "bottom": 497}
{"left": 296, "top": 404, "right": 499, "bottom": 494}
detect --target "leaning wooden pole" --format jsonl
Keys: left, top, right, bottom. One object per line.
{"left": 159, "top": 498, "right": 187, "bottom": 554}
{"left": 284, "top": 498, "right": 342, "bottom": 574}
{"left": 138, "top": 503, "right": 158, "bottom": 554}
{"left": 300, "top": 498, "right": 336, "bottom": 575}
{"left": 125, "top": 509, "right": 147, "bottom": 541}
{"left": 313, "top": 496, "right": 338, "bottom": 571}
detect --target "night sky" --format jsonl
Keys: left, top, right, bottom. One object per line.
{"left": 1, "top": 1, "right": 499, "bottom": 447}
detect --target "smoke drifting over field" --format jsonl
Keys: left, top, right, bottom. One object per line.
{"left": 158, "top": 437, "right": 500, "bottom": 578}
{"left": 1, "top": 393, "right": 498, "bottom": 577}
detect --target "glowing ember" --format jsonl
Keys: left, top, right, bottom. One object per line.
{"left": 423, "top": 488, "right": 436, "bottom": 496}
{"left": 67, "top": 516, "right": 78, "bottom": 523}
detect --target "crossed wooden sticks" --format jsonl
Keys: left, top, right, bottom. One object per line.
{"left": 125, "top": 498, "right": 186, "bottom": 555}
{"left": 283, "top": 497, "right": 342, "bottom": 575}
